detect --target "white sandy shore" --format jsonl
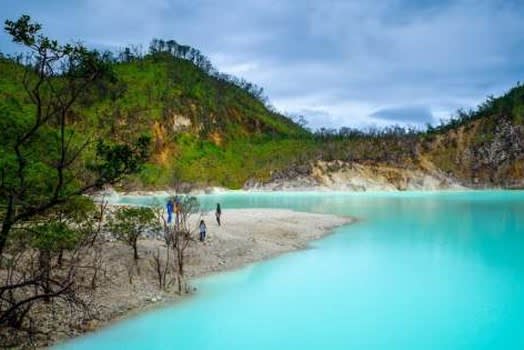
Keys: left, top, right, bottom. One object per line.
{"left": 174, "top": 208, "right": 352, "bottom": 277}
{"left": 35, "top": 208, "right": 351, "bottom": 347}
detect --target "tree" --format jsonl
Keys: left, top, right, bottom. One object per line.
{"left": 107, "top": 206, "right": 160, "bottom": 261}
{"left": 0, "top": 15, "right": 151, "bottom": 257}
{"left": 0, "top": 197, "right": 107, "bottom": 337}
{"left": 155, "top": 195, "right": 200, "bottom": 293}
{"left": 0, "top": 15, "right": 150, "bottom": 339}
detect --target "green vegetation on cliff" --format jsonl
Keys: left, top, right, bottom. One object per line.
{"left": 101, "top": 53, "right": 312, "bottom": 188}
{"left": 2, "top": 46, "right": 313, "bottom": 189}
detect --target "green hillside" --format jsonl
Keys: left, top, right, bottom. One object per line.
{"left": 109, "top": 54, "right": 312, "bottom": 189}
{"left": 1, "top": 51, "right": 313, "bottom": 189}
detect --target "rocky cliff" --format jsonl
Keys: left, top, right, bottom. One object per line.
{"left": 422, "top": 114, "right": 524, "bottom": 188}
{"left": 245, "top": 113, "right": 524, "bottom": 191}
{"left": 244, "top": 160, "right": 465, "bottom": 191}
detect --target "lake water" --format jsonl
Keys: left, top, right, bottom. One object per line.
{"left": 57, "top": 191, "right": 524, "bottom": 349}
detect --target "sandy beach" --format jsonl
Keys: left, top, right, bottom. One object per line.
{"left": 182, "top": 209, "right": 353, "bottom": 277}
{"left": 32, "top": 208, "right": 351, "bottom": 347}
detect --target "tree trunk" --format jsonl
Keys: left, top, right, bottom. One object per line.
{"left": 0, "top": 201, "right": 14, "bottom": 258}
{"left": 177, "top": 274, "right": 183, "bottom": 294}
{"left": 176, "top": 247, "right": 185, "bottom": 294}
{"left": 133, "top": 243, "right": 139, "bottom": 261}
{"left": 177, "top": 248, "right": 184, "bottom": 276}
{"left": 57, "top": 249, "right": 64, "bottom": 267}
{"left": 39, "top": 250, "right": 51, "bottom": 302}
{"left": 0, "top": 222, "right": 11, "bottom": 259}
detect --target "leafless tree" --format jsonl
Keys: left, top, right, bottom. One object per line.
{"left": 153, "top": 195, "right": 199, "bottom": 294}
{"left": 149, "top": 247, "right": 171, "bottom": 290}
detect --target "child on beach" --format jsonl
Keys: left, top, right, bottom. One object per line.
{"left": 199, "top": 220, "right": 207, "bottom": 242}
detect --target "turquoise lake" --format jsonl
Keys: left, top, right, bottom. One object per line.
{"left": 58, "top": 191, "right": 524, "bottom": 349}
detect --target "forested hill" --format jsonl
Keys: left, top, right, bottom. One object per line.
{"left": 1, "top": 43, "right": 313, "bottom": 189}
{"left": 92, "top": 51, "right": 312, "bottom": 188}
{"left": 2, "top": 36, "right": 524, "bottom": 190}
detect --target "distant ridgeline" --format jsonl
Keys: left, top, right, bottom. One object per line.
{"left": 1, "top": 38, "right": 524, "bottom": 189}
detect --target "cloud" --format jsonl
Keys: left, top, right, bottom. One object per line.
{"left": 370, "top": 105, "right": 435, "bottom": 124}
{"left": 1, "top": 0, "right": 523, "bottom": 129}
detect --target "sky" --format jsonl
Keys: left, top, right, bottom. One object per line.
{"left": 1, "top": 0, "right": 523, "bottom": 130}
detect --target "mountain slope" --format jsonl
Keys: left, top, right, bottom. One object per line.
{"left": 110, "top": 55, "right": 312, "bottom": 189}
{"left": 1, "top": 53, "right": 313, "bottom": 189}
{"left": 2, "top": 51, "right": 524, "bottom": 190}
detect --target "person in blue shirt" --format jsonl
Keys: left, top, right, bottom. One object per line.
{"left": 166, "top": 199, "right": 174, "bottom": 224}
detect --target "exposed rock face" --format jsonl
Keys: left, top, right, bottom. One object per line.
{"left": 245, "top": 161, "right": 465, "bottom": 191}
{"left": 424, "top": 115, "right": 524, "bottom": 188}
{"left": 472, "top": 116, "right": 524, "bottom": 174}
{"left": 171, "top": 114, "right": 192, "bottom": 132}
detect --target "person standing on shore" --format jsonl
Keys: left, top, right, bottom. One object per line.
{"left": 199, "top": 220, "right": 207, "bottom": 242}
{"left": 215, "top": 203, "right": 222, "bottom": 226}
{"left": 174, "top": 196, "right": 181, "bottom": 229}
{"left": 166, "top": 199, "right": 174, "bottom": 224}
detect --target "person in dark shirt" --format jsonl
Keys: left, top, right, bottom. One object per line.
{"left": 174, "top": 196, "right": 181, "bottom": 229}
{"left": 215, "top": 203, "right": 222, "bottom": 226}
{"left": 199, "top": 220, "right": 207, "bottom": 242}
